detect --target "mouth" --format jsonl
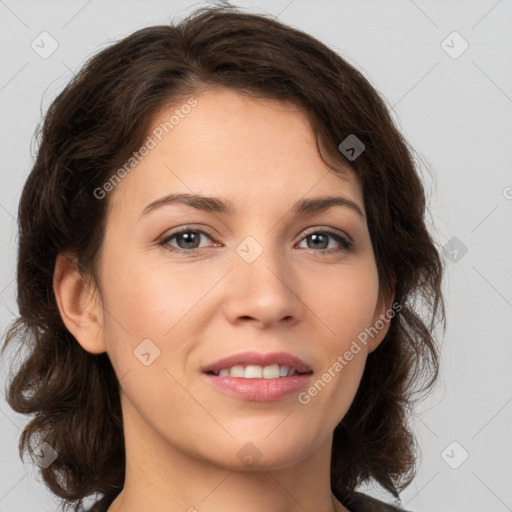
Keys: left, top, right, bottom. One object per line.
{"left": 204, "top": 364, "right": 312, "bottom": 378}
{"left": 201, "top": 351, "right": 314, "bottom": 402}
{"left": 201, "top": 350, "right": 313, "bottom": 376}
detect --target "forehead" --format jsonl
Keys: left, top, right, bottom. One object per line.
{"left": 106, "top": 88, "right": 362, "bottom": 220}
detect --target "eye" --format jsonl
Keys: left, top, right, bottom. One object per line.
{"left": 297, "top": 228, "right": 353, "bottom": 253}
{"left": 158, "top": 226, "right": 353, "bottom": 256}
{"left": 159, "top": 228, "right": 216, "bottom": 254}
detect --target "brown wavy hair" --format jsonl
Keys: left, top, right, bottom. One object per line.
{"left": 1, "top": 4, "right": 445, "bottom": 511}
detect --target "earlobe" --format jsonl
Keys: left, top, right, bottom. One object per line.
{"left": 53, "top": 253, "right": 107, "bottom": 354}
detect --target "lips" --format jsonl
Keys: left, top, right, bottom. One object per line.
{"left": 201, "top": 351, "right": 313, "bottom": 375}
{"left": 201, "top": 351, "right": 314, "bottom": 401}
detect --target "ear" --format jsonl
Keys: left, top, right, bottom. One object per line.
{"left": 53, "top": 252, "right": 107, "bottom": 354}
{"left": 367, "top": 278, "right": 396, "bottom": 354}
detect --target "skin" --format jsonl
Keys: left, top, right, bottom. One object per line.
{"left": 54, "top": 87, "right": 393, "bottom": 512}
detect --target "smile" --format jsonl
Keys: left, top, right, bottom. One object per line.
{"left": 207, "top": 364, "right": 310, "bottom": 378}
{"left": 201, "top": 350, "right": 314, "bottom": 401}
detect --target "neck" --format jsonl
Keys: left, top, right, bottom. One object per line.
{"left": 107, "top": 395, "right": 349, "bottom": 512}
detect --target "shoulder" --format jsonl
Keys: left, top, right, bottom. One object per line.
{"left": 342, "top": 491, "right": 413, "bottom": 512}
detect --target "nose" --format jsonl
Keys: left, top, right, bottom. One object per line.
{"left": 222, "top": 244, "right": 304, "bottom": 329}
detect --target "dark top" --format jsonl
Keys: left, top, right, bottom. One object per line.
{"left": 87, "top": 490, "right": 411, "bottom": 511}
{"left": 343, "top": 491, "right": 412, "bottom": 511}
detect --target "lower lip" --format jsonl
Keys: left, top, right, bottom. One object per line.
{"left": 202, "top": 372, "right": 313, "bottom": 402}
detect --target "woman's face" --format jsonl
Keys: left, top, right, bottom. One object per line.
{"left": 89, "top": 88, "right": 392, "bottom": 470}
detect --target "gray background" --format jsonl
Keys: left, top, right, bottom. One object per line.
{"left": 1, "top": 1, "right": 511, "bottom": 511}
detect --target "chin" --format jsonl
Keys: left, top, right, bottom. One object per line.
{"left": 203, "top": 431, "right": 320, "bottom": 471}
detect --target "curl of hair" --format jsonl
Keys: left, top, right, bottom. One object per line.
{"left": 2, "top": 5, "right": 445, "bottom": 511}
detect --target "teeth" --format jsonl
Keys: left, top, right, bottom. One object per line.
{"left": 245, "top": 365, "right": 263, "bottom": 378}
{"left": 262, "top": 364, "right": 279, "bottom": 379}
{"left": 230, "top": 365, "right": 245, "bottom": 377}
{"left": 215, "top": 364, "right": 301, "bottom": 378}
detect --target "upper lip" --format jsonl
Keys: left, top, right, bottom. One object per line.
{"left": 201, "top": 351, "right": 313, "bottom": 374}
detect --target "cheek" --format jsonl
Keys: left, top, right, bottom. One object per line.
{"left": 99, "top": 247, "right": 207, "bottom": 334}
{"left": 293, "top": 262, "right": 379, "bottom": 412}
{"left": 98, "top": 252, "right": 227, "bottom": 382}
{"left": 304, "top": 261, "right": 380, "bottom": 343}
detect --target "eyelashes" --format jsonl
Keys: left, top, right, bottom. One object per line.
{"left": 297, "top": 228, "right": 353, "bottom": 252}
{"left": 157, "top": 226, "right": 353, "bottom": 257}
{"left": 159, "top": 229, "right": 217, "bottom": 254}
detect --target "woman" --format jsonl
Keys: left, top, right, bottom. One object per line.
{"left": 2, "top": 5, "right": 445, "bottom": 512}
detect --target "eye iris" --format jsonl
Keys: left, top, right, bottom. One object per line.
{"left": 308, "top": 233, "right": 328, "bottom": 250}
{"left": 177, "top": 232, "right": 200, "bottom": 249}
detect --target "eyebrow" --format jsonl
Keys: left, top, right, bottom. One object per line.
{"left": 140, "top": 192, "right": 365, "bottom": 219}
